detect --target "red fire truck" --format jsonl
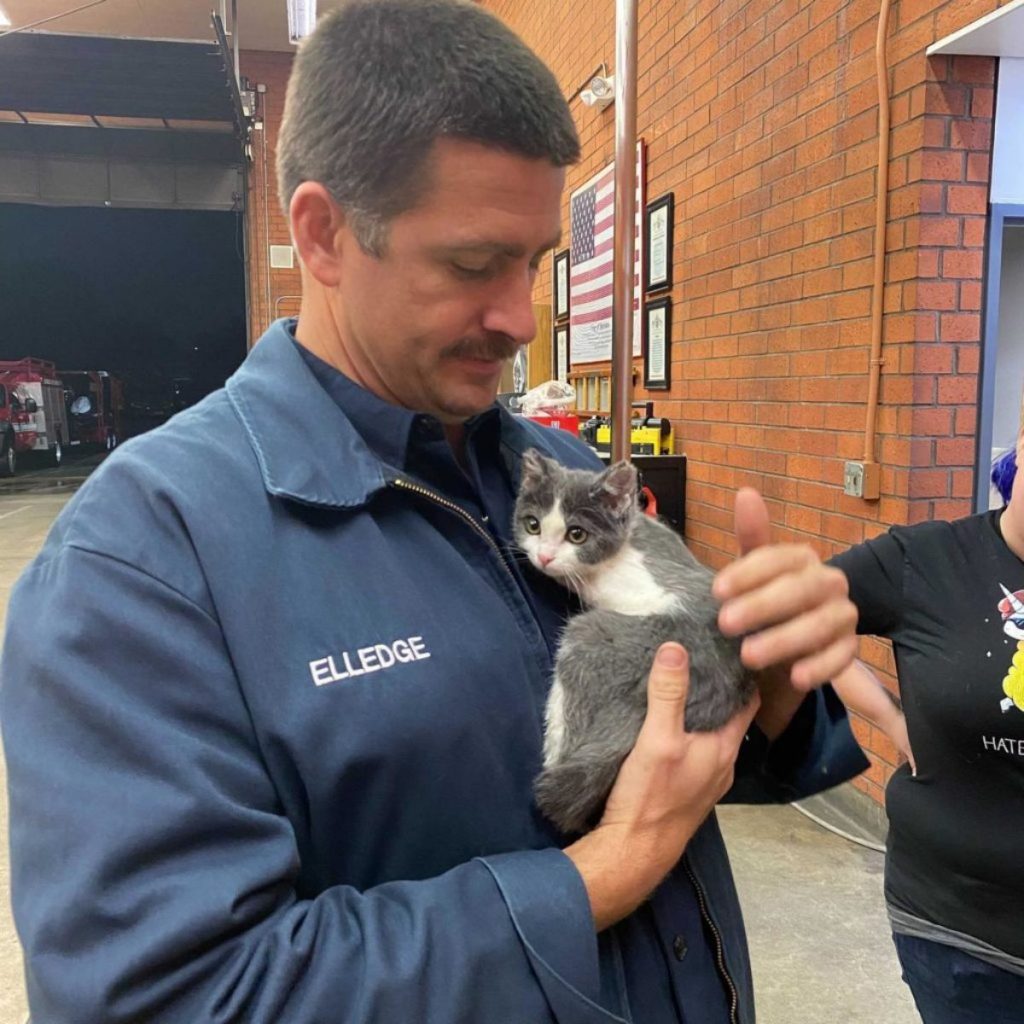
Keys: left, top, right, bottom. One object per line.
{"left": 0, "top": 358, "right": 70, "bottom": 475}
{"left": 59, "top": 369, "right": 124, "bottom": 451}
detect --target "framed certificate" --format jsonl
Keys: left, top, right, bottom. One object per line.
{"left": 643, "top": 297, "right": 671, "bottom": 389}
{"left": 553, "top": 323, "right": 569, "bottom": 382}
{"left": 552, "top": 249, "right": 570, "bottom": 321}
{"left": 644, "top": 193, "right": 674, "bottom": 293}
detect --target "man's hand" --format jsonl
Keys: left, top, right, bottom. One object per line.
{"left": 565, "top": 643, "right": 759, "bottom": 931}
{"left": 713, "top": 488, "right": 858, "bottom": 691}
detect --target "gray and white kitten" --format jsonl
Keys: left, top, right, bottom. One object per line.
{"left": 515, "top": 449, "right": 755, "bottom": 835}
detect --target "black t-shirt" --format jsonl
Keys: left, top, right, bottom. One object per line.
{"left": 832, "top": 510, "right": 1024, "bottom": 958}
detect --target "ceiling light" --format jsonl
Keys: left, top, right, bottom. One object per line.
{"left": 286, "top": 0, "right": 317, "bottom": 44}
{"left": 0, "top": 6, "right": 11, "bottom": 27}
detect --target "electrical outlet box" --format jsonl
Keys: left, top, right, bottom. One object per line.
{"left": 844, "top": 461, "right": 865, "bottom": 497}
{"left": 844, "top": 460, "right": 880, "bottom": 500}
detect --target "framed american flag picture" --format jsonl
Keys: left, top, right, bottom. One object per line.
{"left": 568, "top": 140, "right": 645, "bottom": 365}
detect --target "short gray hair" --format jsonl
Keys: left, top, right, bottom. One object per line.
{"left": 276, "top": 0, "right": 580, "bottom": 255}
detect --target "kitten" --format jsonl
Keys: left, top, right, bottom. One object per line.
{"left": 514, "top": 449, "right": 755, "bottom": 835}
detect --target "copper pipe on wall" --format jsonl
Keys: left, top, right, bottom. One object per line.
{"left": 860, "top": 0, "right": 894, "bottom": 501}
{"left": 611, "top": 0, "right": 639, "bottom": 463}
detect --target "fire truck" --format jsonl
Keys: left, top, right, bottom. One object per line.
{"left": 59, "top": 369, "right": 124, "bottom": 451}
{"left": 0, "top": 358, "right": 70, "bottom": 476}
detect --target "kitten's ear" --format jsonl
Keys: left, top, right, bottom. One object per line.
{"left": 521, "top": 448, "right": 554, "bottom": 486}
{"left": 594, "top": 460, "right": 638, "bottom": 518}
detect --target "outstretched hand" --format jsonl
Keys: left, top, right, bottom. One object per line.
{"left": 714, "top": 488, "right": 858, "bottom": 690}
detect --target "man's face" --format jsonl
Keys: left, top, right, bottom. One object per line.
{"left": 333, "top": 138, "right": 564, "bottom": 422}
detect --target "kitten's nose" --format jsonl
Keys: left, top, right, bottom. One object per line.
{"left": 538, "top": 552, "right": 555, "bottom": 567}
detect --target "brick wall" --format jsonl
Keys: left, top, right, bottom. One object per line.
{"left": 480, "top": 0, "right": 1004, "bottom": 803}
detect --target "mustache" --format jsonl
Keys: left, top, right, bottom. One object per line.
{"left": 443, "top": 336, "right": 521, "bottom": 362}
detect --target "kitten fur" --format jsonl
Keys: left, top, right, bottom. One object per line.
{"left": 514, "top": 449, "right": 755, "bottom": 835}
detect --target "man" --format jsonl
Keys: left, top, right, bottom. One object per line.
{"left": 1, "top": 2, "right": 866, "bottom": 1021}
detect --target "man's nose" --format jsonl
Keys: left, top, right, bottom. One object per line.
{"left": 481, "top": 272, "right": 537, "bottom": 346}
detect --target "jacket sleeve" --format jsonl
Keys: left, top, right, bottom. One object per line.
{"left": 1, "top": 543, "right": 624, "bottom": 1024}
{"left": 725, "top": 685, "right": 870, "bottom": 804}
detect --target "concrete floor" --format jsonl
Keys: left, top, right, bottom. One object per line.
{"left": 719, "top": 804, "right": 917, "bottom": 1024}
{"left": 0, "top": 479, "right": 919, "bottom": 1024}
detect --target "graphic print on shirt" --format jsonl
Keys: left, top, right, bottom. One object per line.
{"left": 997, "top": 585, "right": 1024, "bottom": 715}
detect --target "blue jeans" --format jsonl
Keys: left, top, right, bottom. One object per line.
{"left": 893, "top": 933, "right": 1024, "bottom": 1024}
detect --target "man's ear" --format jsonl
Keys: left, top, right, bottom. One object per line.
{"left": 289, "top": 182, "right": 346, "bottom": 287}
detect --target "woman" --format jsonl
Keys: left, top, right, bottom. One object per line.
{"left": 828, "top": 439, "right": 1024, "bottom": 1022}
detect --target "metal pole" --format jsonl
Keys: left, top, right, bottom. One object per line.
{"left": 611, "top": 0, "right": 638, "bottom": 463}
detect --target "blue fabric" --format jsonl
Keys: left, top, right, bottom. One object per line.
{"left": 296, "top": 336, "right": 729, "bottom": 1019}
{"left": 1, "top": 318, "right": 867, "bottom": 1024}
{"left": 991, "top": 446, "right": 1016, "bottom": 505}
{"left": 894, "top": 933, "right": 1024, "bottom": 1024}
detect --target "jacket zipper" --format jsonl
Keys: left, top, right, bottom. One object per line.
{"left": 683, "top": 858, "right": 740, "bottom": 1024}
{"left": 390, "top": 477, "right": 514, "bottom": 578}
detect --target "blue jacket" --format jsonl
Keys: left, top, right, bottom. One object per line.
{"left": 1, "top": 321, "right": 867, "bottom": 1023}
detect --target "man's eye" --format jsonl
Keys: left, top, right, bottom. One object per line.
{"left": 567, "top": 526, "right": 588, "bottom": 544}
{"left": 523, "top": 516, "right": 541, "bottom": 535}
{"left": 452, "top": 263, "right": 491, "bottom": 278}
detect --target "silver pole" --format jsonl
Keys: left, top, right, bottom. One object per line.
{"left": 611, "top": 0, "right": 638, "bottom": 463}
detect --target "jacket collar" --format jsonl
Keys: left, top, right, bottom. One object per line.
{"left": 227, "top": 319, "right": 560, "bottom": 509}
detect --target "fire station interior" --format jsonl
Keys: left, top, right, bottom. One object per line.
{"left": 0, "top": 24, "right": 247, "bottom": 478}
{"left": 6, "top": 2, "right": 1024, "bottom": 1024}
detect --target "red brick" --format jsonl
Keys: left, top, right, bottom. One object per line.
{"left": 920, "top": 150, "right": 964, "bottom": 181}
{"left": 956, "top": 345, "right": 980, "bottom": 373}
{"left": 940, "top": 313, "right": 981, "bottom": 342}
{"left": 971, "top": 87, "right": 994, "bottom": 119}
{"left": 962, "top": 217, "right": 986, "bottom": 247}
{"left": 956, "top": 405, "right": 978, "bottom": 435}
{"left": 959, "top": 281, "right": 982, "bottom": 310}
{"left": 966, "top": 152, "right": 990, "bottom": 182}
{"left": 941, "top": 249, "right": 983, "bottom": 278}
{"left": 951, "top": 55, "right": 995, "bottom": 85}
{"left": 937, "top": 375, "right": 978, "bottom": 405}
{"left": 933, "top": 498, "right": 972, "bottom": 520}
{"left": 947, "top": 184, "right": 988, "bottom": 215}
{"left": 917, "top": 217, "right": 961, "bottom": 247}
{"left": 915, "top": 345, "right": 953, "bottom": 374}
{"left": 950, "top": 120, "right": 992, "bottom": 151}
{"left": 909, "top": 469, "right": 949, "bottom": 498}
{"left": 912, "top": 407, "right": 953, "bottom": 435}
{"left": 912, "top": 281, "right": 958, "bottom": 310}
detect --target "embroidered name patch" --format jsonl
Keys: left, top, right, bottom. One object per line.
{"left": 309, "top": 636, "right": 431, "bottom": 686}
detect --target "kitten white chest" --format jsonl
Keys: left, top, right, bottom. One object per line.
{"left": 581, "top": 546, "right": 680, "bottom": 615}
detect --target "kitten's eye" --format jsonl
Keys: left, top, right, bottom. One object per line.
{"left": 567, "top": 526, "right": 589, "bottom": 545}
{"left": 523, "top": 515, "right": 541, "bottom": 535}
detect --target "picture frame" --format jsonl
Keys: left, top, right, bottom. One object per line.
{"left": 643, "top": 296, "right": 671, "bottom": 390}
{"left": 644, "top": 193, "right": 674, "bottom": 294}
{"left": 552, "top": 248, "right": 570, "bottom": 321}
{"left": 553, "top": 323, "right": 570, "bottom": 382}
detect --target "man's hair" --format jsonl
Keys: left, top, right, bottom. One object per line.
{"left": 276, "top": 0, "right": 580, "bottom": 256}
